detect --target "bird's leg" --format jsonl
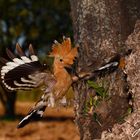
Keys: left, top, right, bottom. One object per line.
{"left": 47, "top": 92, "right": 55, "bottom": 107}
{"left": 59, "top": 96, "right": 67, "bottom": 107}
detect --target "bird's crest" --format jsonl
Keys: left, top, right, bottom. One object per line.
{"left": 50, "top": 37, "right": 78, "bottom": 65}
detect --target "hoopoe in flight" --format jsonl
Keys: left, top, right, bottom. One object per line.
{"left": 0, "top": 37, "right": 130, "bottom": 128}
{"left": 0, "top": 37, "right": 78, "bottom": 128}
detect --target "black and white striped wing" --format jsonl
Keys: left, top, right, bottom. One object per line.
{"left": 0, "top": 44, "right": 46, "bottom": 91}
{"left": 94, "top": 55, "right": 121, "bottom": 77}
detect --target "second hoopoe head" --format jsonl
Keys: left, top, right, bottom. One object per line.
{"left": 0, "top": 36, "right": 129, "bottom": 129}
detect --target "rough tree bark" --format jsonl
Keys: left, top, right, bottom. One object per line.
{"left": 70, "top": 0, "right": 140, "bottom": 139}
{"left": 101, "top": 20, "right": 140, "bottom": 140}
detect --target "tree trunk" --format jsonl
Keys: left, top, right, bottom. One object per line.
{"left": 101, "top": 20, "right": 140, "bottom": 140}
{"left": 70, "top": 0, "right": 140, "bottom": 139}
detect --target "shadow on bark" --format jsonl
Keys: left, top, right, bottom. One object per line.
{"left": 101, "top": 20, "right": 140, "bottom": 140}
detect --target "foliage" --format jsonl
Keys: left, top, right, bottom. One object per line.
{"left": 117, "top": 107, "right": 133, "bottom": 123}
{"left": 0, "top": 0, "right": 73, "bottom": 58}
{"left": 87, "top": 80, "right": 108, "bottom": 99}
{"left": 84, "top": 80, "right": 133, "bottom": 127}
{"left": 83, "top": 80, "right": 109, "bottom": 114}
{"left": 0, "top": 0, "right": 72, "bottom": 116}
{"left": 82, "top": 80, "right": 110, "bottom": 125}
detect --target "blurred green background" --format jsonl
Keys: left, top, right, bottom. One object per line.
{"left": 0, "top": 0, "right": 73, "bottom": 102}
{"left": 0, "top": 1, "right": 80, "bottom": 140}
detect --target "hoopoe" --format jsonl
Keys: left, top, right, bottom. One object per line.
{"left": 0, "top": 37, "right": 130, "bottom": 128}
{"left": 0, "top": 37, "right": 78, "bottom": 128}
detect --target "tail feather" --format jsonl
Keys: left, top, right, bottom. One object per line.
{"left": 17, "top": 94, "right": 48, "bottom": 128}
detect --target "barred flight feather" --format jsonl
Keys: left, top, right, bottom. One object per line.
{"left": 6, "top": 48, "right": 16, "bottom": 59}
{"left": 0, "top": 38, "right": 77, "bottom": 129}
{"left": 0, "top": 44, "right": 45, "bottom": 91}
{"left": 17, "top": 93, "right": 48, "bottom": 128}
{"left": 94, "top": 55, "right": 121, "bottom": 76}
{"left": 16, "top": 43, "right": 25, "bottom": 56}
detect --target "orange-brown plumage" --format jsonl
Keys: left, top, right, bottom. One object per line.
{"left": 50, "top": 38, "right": 77, "bottom": 66}
{"left": 1, "top": 36, "right": 125, "bottom": 128}
{"left": 0, "top": 37, "right": 78, "bottom": 128}
{"left": 50, "top": 37, "right": 78, "bottom": 99}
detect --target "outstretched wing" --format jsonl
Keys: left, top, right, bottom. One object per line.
{"left": 0, "top": 43, "right": 46, "bottom": 91}
{"left": 94, "top": 54, "right": 122, "bottom": 77}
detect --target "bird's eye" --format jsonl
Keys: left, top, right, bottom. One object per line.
{"left": 60, "top": 59, "right": 63, "bottom": 62}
